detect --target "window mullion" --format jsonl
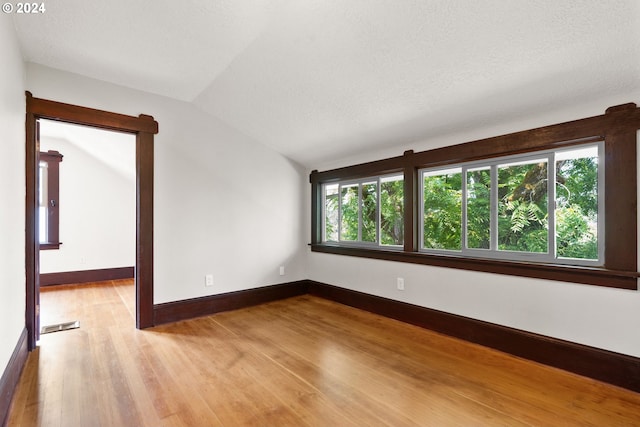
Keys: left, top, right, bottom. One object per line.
{"left": 462, "top": 167, "right": 468, "bottom": 252}
{"left": 548, "top": 153, "right": 556, "bottom": 260}
{"left": 377, "top": 178, "right": 381, "bottom": 245}
{"left": 338, "top": 184, "right": 343, "bottom": 242}
{"left": 358, "top": 183, "right": 363, "bottom": 242}
{"left": 490, "top": 164, "right": 498, "bottom": 251}
{"left": 418, "top": 171, "right": 424, "bottom": 250}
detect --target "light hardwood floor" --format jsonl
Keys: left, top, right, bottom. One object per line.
{"left": 7, "top": 280, "right": 640, "bottom": 426}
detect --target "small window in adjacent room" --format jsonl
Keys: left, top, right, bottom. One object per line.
{"left": 39, "top": 150, "right": 63, "bottom": 250}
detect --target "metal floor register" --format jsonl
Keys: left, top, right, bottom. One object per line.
{"left": 41, "top": 320, "right": 80, "bottom": 335}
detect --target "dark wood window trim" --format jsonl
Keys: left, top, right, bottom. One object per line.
{"left": 310, "top": 103, "right": 640, "bottom": 290}
{"left": 39, "top": 150, "right": 63, "bottom": 250}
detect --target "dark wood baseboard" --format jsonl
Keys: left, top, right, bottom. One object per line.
{"left": 40, "top": 266, "right": 134, "bottom": 286}
{"left": 307, "top": 281, "right": 640, "bottom": 393}
{"left": 153, "top": 281, "right": 310, "bottom": 325}
{"left": 1, "top": 328, "right": 28, "bottom": 427}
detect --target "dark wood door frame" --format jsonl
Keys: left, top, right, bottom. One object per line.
{"left": 25, "top": 92, "right": 158, "bottom": 349}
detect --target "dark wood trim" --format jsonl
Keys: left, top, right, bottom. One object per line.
{"left": 0, "top": 328, "right": 28, "bottom": 427}
{"left": 402, "top": 150, "right": 417, "bottom": 252}
{"left": 136, "top": 129, "right": 154, "bottom": 329}
{"left": 26, "top": 92, "right": 158, "bottom": 350}
{"left": 27, "top": 96, "right": 158, "bottom": 134}
{"left": 310, "top": 155, "right": 405, "bottom": 183}
{"left": 153, "top": 281, "right": 310, "bottom": 325}
{"left": 39, "top": 267, "right": 134, "bottom": 286}
{"left": 25, "top": 100, "right": 38, "bottom": 350}
{"left": 310, "top": 103, "right": 640, "bottom": 289}
{"left": 310, "top": 171, "right": 321, "bottom": 247}
{"left": 604, "top": 125, "right": 637, "bottom": 271}
{"left": 307, "top": 281, "right": 640, "bottom": 393}
{"left": 39, "top": 242, "right": 61, "bottom": 250}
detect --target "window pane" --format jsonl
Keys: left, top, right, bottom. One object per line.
{"left": 39, "top": 207, "right": 48, "bottom": 244}
{"left": 556, "top": 147, "right": 598, "bottom": 260}
{"left": 466, "top": 167, "right": 491, "bottom": 249}
{"left": 380, "top": 175, "right": 404, "bottom": 246}
{"left": 38, "top": 162, "right": 48, "bottom": 244}
{"left": 38, "top": 161, "right": 48, "bottom": 208}
{"left": 340, "top": 184, "right": 359, "bottom": 241}
{"left": 423, "top": 168, "right": 462, "bottom": 250}
{"left": 324, "top": 184, "right": 339, "bottom": 242}
{"left": 361, "top": 181, "right": 377, "bottom": 243}
{"left": 498, "top": 159, "right": 548, "bottom": 253}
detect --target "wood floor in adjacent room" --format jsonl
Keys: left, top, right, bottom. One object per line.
{"left": 7, "top": 280, "right": 640, "bottom": 426}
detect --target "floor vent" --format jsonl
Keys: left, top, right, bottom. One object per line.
{"left": 41, "top": 320, "right": 80, "bottom": 335}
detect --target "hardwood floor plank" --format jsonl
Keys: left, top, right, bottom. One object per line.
{"left": 7, "top": 280, "right": 640, "bottom": 426}
{"left": 284, "top": 296, "right": 640, "bottom": 426}
{"left": 213, "top": 299, "right": 530, "bottom": 426}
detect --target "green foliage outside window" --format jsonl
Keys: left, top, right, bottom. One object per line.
{"left": 325, "top": 145, "right": 598, "bottom": 261}
{"left": 380, "top": 178, "right": 404, "bottom": 245}
{"left": 466, "top": 167, "right": 491, "bottom": 249}
{"left": 341, "top": 185, "right": 359, "bottom": 241}
{"left": 497, "top": 160, "right": 548, "bottom": 253}
{"left": 423, "top": 170, "right": 462, "bottom": 250}
{"left": 361, "top": 182, "right": 378, "bottom": 242}
{"left": 324, "top": 176, "right": 404, "bottom": 246}
{"left": 324, "top": 184, "right": 339, "bottom": 242}
{"left": 421, "top": 145, "right": 599, "bottom": 260}
{"left": 555, "top": 156, "right": 598, "bottom": 259}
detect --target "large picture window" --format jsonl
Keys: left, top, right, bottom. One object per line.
{"left": 310, "top": 103, "right": 640, "bottom": 290}
{"left": 419, "top": 144, "right": 602, "bottom": 265}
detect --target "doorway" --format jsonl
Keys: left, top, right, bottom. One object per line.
{"left": 38, "top": 120, "right": 136, "bottom": 329}
{"left": 25, "top": 92, "right": 158, "bottom": 350}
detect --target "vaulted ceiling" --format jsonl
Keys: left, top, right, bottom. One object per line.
{"left": 12, "top": 0, "right": 640, "bottom": 167}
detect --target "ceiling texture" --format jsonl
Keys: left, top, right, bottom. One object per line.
{"left": 12, "top": 0, "right": 640, "bottom": 167}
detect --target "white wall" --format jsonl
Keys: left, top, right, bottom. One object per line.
{"left": 39, "top": 132, "right": 136, "bottom": 273}
{"left": 308, "top": 101, "right": 640, "bottom": 359}
{"left": 0, "top": 15, "right": 26, "bottom": 371}
{"left": 26, "top": 63, "right": 308, "bottom": 304}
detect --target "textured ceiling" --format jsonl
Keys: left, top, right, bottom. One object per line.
{"left": 12, "top": 0, "right": 640, "bottom": 167}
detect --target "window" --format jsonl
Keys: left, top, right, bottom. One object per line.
{"left": 39, "top": 150, "right": 63, "bottom": 250}
{"left": 419, "top": 144, "right": 602, "bottom": 265}
{"left": 310, "top": 103, "right": 640, "bottom": 290}
{"left": 323, "top": 174, "right": 404, "bottom": 247}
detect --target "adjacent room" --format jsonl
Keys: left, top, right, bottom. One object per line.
{"left": 2, "top": 1, "right": 640, "bottom": 425}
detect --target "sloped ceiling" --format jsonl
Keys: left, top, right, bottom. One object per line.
{"left": 12, "top": 0, "right": 640, "bottom": 167}
{"left": 39, "top": 120, "right": 136, "bottom": 182}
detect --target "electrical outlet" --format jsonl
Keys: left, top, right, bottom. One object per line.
{"left": 205, "top": 274, "right": 214, "bottom": 287}
{"left": 397, "top": 277, "right": 405, "bottom": 291}
{"left": 279, "top": 266, "right": 285, "bottom": 276}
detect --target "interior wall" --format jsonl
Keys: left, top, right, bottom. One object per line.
{"left": 307, "top": 101, "right": 640, "bottom": 359}
{"left": 26, "top": 63, "right": 308, "bottom": 304}
{"left": 0, "top": 15, "right": 26, "bottom": 371}
{"left": 39, "top": 134, "right": 136, "bottom": 273}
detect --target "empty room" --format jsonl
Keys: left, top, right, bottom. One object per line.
{"left": 2, "top": 1, "right": 640, "bottom": 426}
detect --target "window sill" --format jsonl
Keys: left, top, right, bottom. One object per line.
{"left": 40, "top": 242, "right": 62, "bottom": 250}
{"left": 310, "top": 243, "right": 638, "bottom": 290}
